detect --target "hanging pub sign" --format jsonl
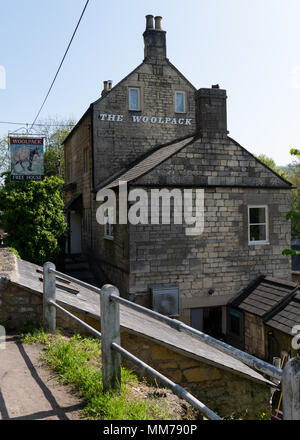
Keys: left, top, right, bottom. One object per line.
{"left": 10, "top": 137, "right": 44, "bottom": 181}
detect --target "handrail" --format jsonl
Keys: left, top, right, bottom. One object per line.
{"left": 47, "top": 266, "right": 281, "bottom": 381}
{"left": 44, "top": 263, "right": 221, "bottom": 420}
{"left": 48, "top": 299, "right": 102, "bottom": 340}
{"left": 111, "top": 342, "right": 222, "bottom": 420}
{"left": 109, "top": 294, "right": 281, "bottom": 381}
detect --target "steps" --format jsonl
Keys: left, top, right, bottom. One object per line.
{"left": 63, "top": 254, "right": 101, "bottom": 288}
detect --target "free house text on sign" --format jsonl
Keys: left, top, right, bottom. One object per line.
{"left": 99, "top": 113, "right": 192, "bottom": 125}
{"left": 10, "top": 137, "right": 44, "bottom": 181}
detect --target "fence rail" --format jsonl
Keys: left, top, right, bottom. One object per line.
{"left": 43, "top": 263, "right": 222, "bottom": 420}
{"left": 43, "top": 262, "right": 300, "bottom": 420}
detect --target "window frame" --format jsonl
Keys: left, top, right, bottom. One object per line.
{"left": 128, "top": 87, "right": 141, "bottom": 111}
{"left": 248, "top": 205, "right": 269, "bottom": 245}
{"left": 174, "top": 91, "right": 186, "bottom": 114}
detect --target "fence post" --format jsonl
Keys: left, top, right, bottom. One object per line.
{"left": 282, "top": 357, "right": 300, "bottom": 420}
{"left": 43, "top": 262, "right": 56, "bottom": 334}
{"left": 100, "top": 284, "right": 121, "bottom": 392}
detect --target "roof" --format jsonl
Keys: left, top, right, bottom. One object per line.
{"left": 264, "top": 292, "right": 300, "bottom": 334}
{"left": 64, "top": 193, "right": 82, "bottom": 211}
{"left": 97, "top": 135, "right": 195, "bottom": 191}
{"left": 228, "top": 276, "right": 300, "bottom": 335}
{"left": 0, "top": 250, "right": 272, "bottom": 387}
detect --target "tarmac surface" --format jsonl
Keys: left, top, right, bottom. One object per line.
{"left": 0, "top": 334, "right": 84, "bottom": 420}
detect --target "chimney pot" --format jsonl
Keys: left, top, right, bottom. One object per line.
{"left": 145, "top": 14, "right": 154, "bottom": 29}
{"left": 107, "top": 80, "right": 113, "bottom": 90}
{"left": 155, "top": 16, "right": 162, "bottom": 30}
{"left": 143, "top": 14, "right": 167, "bottom": 60}
{"left": 103, "top": 81, "right": 108, "bottom": 91}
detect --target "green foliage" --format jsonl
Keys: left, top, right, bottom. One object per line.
{"left": 282, "top": 148, "right": 300, "bottom": 256}
{"left": 18, "top": 322, "right": 52, "bottom": 345}
{"left": 257, "top": 154, "right": 289, "bottom": 180}
{"left": 7, "top": 247, "right": 21, "bottom": 259}
{"left": 20, "top": 331, "right": 176, "bottom": 420}
{"left": 0, "top": 175, "right": 66, "bottom": 265}
{"left": 39, "top": 117, "right": 75, "bottom": 179}
{"left": 0, "top": 136, "right": 11, "bottom": 184}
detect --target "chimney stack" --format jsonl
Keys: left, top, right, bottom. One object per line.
{"left": 101, "top": 80, "right": 112, "bottom": 97}
{"left": 143, "top": 15, "right": 167, "bottom": 60}
{"left": 195, "top": 87, "right": 228, "bottom": 137}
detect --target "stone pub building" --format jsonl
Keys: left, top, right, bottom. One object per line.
{"left": 63, "top": 15, "right": 292, "bottom": 341}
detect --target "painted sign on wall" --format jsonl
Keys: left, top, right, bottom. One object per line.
{"left": 10, "top": 137, "right": 44, "bottom": 181}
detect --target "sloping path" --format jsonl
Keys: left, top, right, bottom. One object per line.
{"left": 0, "top": 335, "right": 84, "bottom": 420}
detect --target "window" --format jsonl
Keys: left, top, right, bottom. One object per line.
{"left": 228, "top": 310, "right": 241, "bottom": 336}
{"left": 175, "top": 91, "right": 186, "bottom": 113}
{"left": 128, "top": 87, "right": 140, "bottom": 111}
{"left": 248, "top": 206, "right": 269, "bottom": 244}
{"left": 104, "top": 207, "right": 114, "bottom": 240}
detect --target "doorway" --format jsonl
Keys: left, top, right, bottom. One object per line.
{"left": 191, "top": 306, "right": 223, "bottom": 339}
{"left": 70, "top": 212, "right": 82, "bottom": 254}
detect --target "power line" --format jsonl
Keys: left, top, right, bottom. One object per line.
{"left": 0, "top": 120, "right": 75, "bottom": 127}
{"left": 30, "top": 0, "right": 90, "bottom": 129}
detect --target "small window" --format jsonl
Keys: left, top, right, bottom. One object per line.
{"left": 175, "top": 91, "right": 186, "bottom": 113}
{"left": 248, "top": 206, "right": 269, "bottom": 244}
{"left": 128, "top": 87, "right": 140, "bottom": 111}
{"left": 104, "top": 207, "right": 114, "bottom": 240}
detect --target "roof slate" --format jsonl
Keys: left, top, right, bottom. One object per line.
{"left": 229, "top": 276, "right": 299, "bottom": 335}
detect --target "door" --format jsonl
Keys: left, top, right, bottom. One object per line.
{"left": 70, "top": 212, "right": 82, "bottom": 254}
{"left": 190, "top": 307, "right": 223, "bottom": 339}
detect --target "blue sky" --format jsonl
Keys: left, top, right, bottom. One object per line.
{"left": 0, "top": 0, "right": 299, "bottom": 165}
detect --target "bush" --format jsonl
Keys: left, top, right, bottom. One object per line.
{"left": 0, "top": 175, "right": 66, "bottom": 265}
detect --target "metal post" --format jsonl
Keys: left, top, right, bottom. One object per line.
{"left": 100, "top": 284, "right": 121, "bottom": 392}
{"left": 43, "top": 262, "right": 56, "bottom": 333}
{"left": 282, "top": 357, "right": 300, "bottom": 420}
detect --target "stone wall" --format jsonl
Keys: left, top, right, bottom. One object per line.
{"left": 64, "top": 110, "right": 94, "bottom": 253}
{"left": 0, "top": 266, "right": 270, "bottom": 419}
{"left": 120, "top": 332, "right": 270, "bottom": 420}
{"left": 92, "top": 59, "right": 196, "bottom": 188}
{"left": 127, "top": 186, "right": 291, "bottom": 319}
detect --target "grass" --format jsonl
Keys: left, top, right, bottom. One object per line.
{"left": 18, "top": 324, "right": 191, "bottom": 420}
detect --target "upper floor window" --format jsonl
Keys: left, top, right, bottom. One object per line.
{"left": 248, "top": 206, "right": 269, "bottom": 244}
{"left": 175, "top": 91, "right": 186, "bottom": 113}
{"left": 128, "top": 87, "right": 140, "bottom": 111}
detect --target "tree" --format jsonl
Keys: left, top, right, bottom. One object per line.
{"left": 0, "top": 136, "right": 11, "bottom": 184}
{"left": 37, "top": 117, "right": 75, "bottom": 179}
{"left": 0, "top": 175, "right": 67, "bottom": 265}
{"left": 282, "top": 149, "right": 300, "bottom": 257}
{"left": 257, "top": 154, "right": 288, "bottom": 179}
